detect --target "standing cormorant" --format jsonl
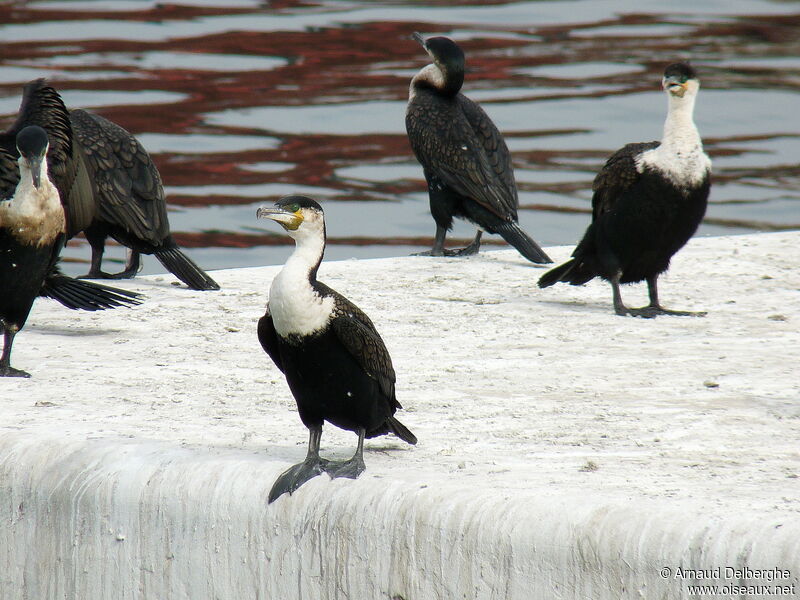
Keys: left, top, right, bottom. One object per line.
{"left": 538, "top": 63, "right": 711, "bottom": 318}
{"left": 1, "top": 125, "right": 141, "bottom": 377}
{"left": 67, "top": 109, "right": 220, "bottom": 290}
{"left": 255, "top": 195, "right": 416, "bottom": 502}
{"left": 406, "top": 33, "right": 551, "bottom": 263}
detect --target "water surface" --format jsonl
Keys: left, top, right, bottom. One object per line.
{"left": 0, "top": 0, "right": 798, "bottom": 275}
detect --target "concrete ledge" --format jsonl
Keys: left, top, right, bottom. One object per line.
{"left": 2, "top": 232, "right": 799, "bottom": 598}
{"left": 3, "top": 433, "right": 798, "bottom": 599}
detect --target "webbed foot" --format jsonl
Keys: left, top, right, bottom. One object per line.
{"left": 412, "top": 246, "right": 477, "bottom": 257}
{"left": 0, "top": 365, "right": 31, "bottom": 378}
{"left": 324, "top": 456, "right": 366, "bottom": 481}
{"left": 620, "top": 305, "right": 706, "bottom": 318}
{"left": 268, "top": 457, "right": 329, "bottom": 503}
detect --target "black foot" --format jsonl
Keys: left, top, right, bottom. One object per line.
{"left": 450, "top": 242, "right": 480, "bottom": 256}
{"left": 268, "top": 458, "right": 329, "bottom": 503}
{"left": 619, "top": 305, "right": 707, "bottom": 319}
{"left": 324, "top": 456, "right": 366, "bottom": 480}
{"left": 0, "top": 365, "right": 31, "bottom": 378}
{"left": 412, "top": 247, "right": 477, "bottom": 257}
{"left": 79, "top": 267, "right": 138, "bottom": 280}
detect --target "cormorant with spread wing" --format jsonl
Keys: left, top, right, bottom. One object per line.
{"left": 68, "top": 109, "right": 219, "bottom": 290}
{"left": 406, "top": 33, "right": 551, "bottom": 263}
{"left": 538, "top": 63, "right": 711, "bottom": 317}
{"left": 256, "top": 196, "right": 416, "bottom": 503}
{"left": 1, "top": 123, "right": 141, "bottom": 377}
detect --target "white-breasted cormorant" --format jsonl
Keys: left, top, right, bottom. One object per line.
{"left": 406, "top": 33, "right": 552, "bottom": 263}
{"left": 1, "top": 125, "right": 141, "bottom": 377}
{"left": 538, "top": 63, "right": 711, "bottom": 318}
{"left": 256, "top": 195, "right": 416, "bottom": 502}
{"left": 67, "top": 109, "right": 219, "bottom": 290}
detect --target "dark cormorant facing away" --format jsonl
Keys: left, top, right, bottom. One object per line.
{"left": 538, "top": 63, "right": 711, "bottom": 318}
{"left": 1, "top": 125, "right": 141, "bottom": 377}
{"left": 256, "top": 195, "right": 416, "bottom": 502}
{"left": 68, "top": 109, "right": 220, "bottom": 290}
{"left": 406, "top": 33, "right": 551, "bottom": 263}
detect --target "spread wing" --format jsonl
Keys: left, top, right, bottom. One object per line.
{"left": 591, "top": 141, "right": 659, "bottom": 220}
{"left": 320, "top": 284, "right": 396, "bottom": 402}
{"left": 10, "top": 80, "right": 97, "bottom": 237}
{"left": 406, "top": 89, "right": 517, "bottom": 220}
{"left": 0, "top": 145, "right": 19, "bottom": 203}
{"left": 70, "top": 109, "right": 168, "bottom": 244}
{"left": 257, "top": 307, "right": 284, "bottom": 372}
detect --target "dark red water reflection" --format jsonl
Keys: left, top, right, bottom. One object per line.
{"left": 1, "top": 1, "right": 799, "bottom": 273}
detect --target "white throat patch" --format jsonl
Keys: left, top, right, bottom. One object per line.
{"left": 636, "top": 81, "right": 711, "bottom": 188}
{"left": 267, "top": 216, "right": 334, "bottom": 338}
{"left": 0, "top": 158, "right": 65, "bottom": 247}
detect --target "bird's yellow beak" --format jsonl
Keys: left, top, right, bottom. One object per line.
{"left": 663, "top": 76, "right": 688, "bottom": 98}
{"left": 256, "top": 206, "right": 303, "bottom": 231}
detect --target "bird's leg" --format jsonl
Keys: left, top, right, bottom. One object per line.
{"left": 414, "top": 225, "right": 448, "bottom": 257}
{"left": 452, "top": 229, "right": 482, "bottom": 256}
{"left": 610, "top": 272, "right": 637, "bottom": 317}
{"left": 634, "top": 275, "right": 706, "bottom": 317}
{"left": 0, "top": 324, "right": 30, "bottom": 378}
{"left": 112, "top": 250, "right": 141, "bottom": 279}
{"left": 324, "top": 428, "right": 367, "bottom": 480}
{"left": 616, "top": 274, "right": 706, "bottom": 318}
{"left": 80, "top": 240, "right": 109, "bottom": 279}
{"left": 80, "top": 232, "right": 113, "bottom": 279}
{"left": 268, "top": 426, "right": 328, "bottom": 503}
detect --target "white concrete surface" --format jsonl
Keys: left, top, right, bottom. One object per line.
{"left": 1, "top": 231, "right": 799, "bottom": 599}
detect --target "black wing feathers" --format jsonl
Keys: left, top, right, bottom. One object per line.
{"left": 70, "top": 109, "right": 168, "bottom": 244}
{"left": 406, "top": 89, "right": 517, "bottom": 220}
{"left": 318, "top": 283, "right": 397, "bottom": 404}
{"left": 8, "top": 80, "right": 97, "bottom": 236}
{"left": 591, "top": 141, "right": 659, "bottom": 220}
{"left": 257, "top": 309, "right": 284, "bottom": 373}
{"left": 0, "top": 146, "right": 19, "bottom": 201}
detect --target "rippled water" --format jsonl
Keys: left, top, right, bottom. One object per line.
{"left": 1, "top": 0, "right": 798, "bottom": 275}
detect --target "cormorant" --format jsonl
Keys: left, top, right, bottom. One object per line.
{"left": 68, "top": 109, "right": 220, "bottom": 290}
{"left": 538, "top": 63, "right": 711, "bottom": 318}
{"left": 405, "top": 33, "right": 551, "bottom": 263}
{"left": 1, "top": 125, "right": 141, "bottom": 377}
{"left": 256, "top": 195, "right": 416, "bottom": 503}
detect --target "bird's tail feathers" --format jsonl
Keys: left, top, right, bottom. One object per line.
{"left": 154, "top": 246, "right": 220, "bottom": 291}
{"left": 495, "top": 221, "right": 552, "bottom": 264}
{"left": 387, "top": 416, "right": 417, "bottom": 445}
{"left": 537, "top": 258, "right": 596, "bottom": 288}
{"left": 40, "top": 270, "right": 143, "bottom": 311}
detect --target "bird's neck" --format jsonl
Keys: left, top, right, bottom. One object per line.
{"left": 410, "top": 63, "right": 463, "bottom": 98}
{"left": 268, "top": 231, "right": 332, "bottom": 338}
{"left": 660, "top": 93, "right": 701, "bottom": 152}
{"left": 0, "top": 160, "right": 64, "bottom": 247}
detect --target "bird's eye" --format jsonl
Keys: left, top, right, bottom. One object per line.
{"left": 289, "top": 203, "right": 301, "bottom": 213}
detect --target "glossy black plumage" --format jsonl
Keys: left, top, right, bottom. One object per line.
{"left": 1, "top": 88, "right": 141, "bottom": 377}
{"left": 538, "top": 63, "right": 711, "bottom": 317}
{"left": 256, "top": 195, "right": 415, "bottom": 502}
{"left": 406, "top": 34, "right": 551, "bottom": 263}
{"left": 68, "top": 109, "right": 219, "bottom": 290}
{"left": 259, "top": 283, "right": 411, "bottom": 440}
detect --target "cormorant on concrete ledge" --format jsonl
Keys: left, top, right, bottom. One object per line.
{"left": 406, "top": 32, "right": 551, "bottom": 263}
{"left": 538, "top": 62, "right": 711, "bottom": 318}
{"left": 1, "top": 125, "right": 141, "bottom": 378}
{"left": 256, "top": 195, "right": 416, "bottom": 503}
{"left": 68, "top": 109, "right": 220, "bottom": 291}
